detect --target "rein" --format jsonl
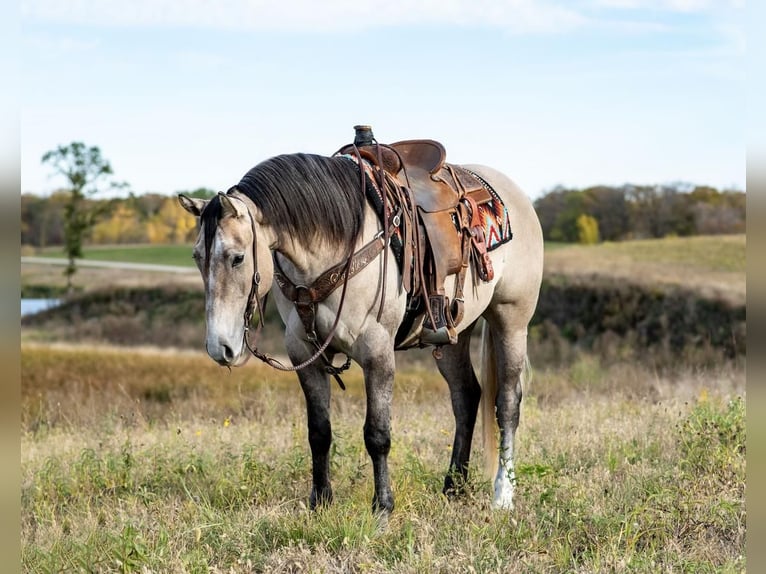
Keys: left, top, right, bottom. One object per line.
{"left": 236, "top": 146, "right": 388, "bottom": 388}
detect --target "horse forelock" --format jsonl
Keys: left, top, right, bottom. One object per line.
{"left": 200, "top": 195, "right": 223, "bottom": 276}
{"left": 234, "top": 153, "right": 366, "bottom": 254}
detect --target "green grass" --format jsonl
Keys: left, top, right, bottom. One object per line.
{"left": 547, "top": 234, "right": 745, "bottom": 273}
{"left": 22, "top": 345, "right": 746, "bottom": 572}
{"left": 34, "top": 244, "right": 196, "bottom": 267}
{"left": 590, "top": 235, "right": 743, "bottom": 272}
{"left": 29, "top": 234, "right": 746, "bottom": 275}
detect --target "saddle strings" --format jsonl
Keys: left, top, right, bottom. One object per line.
{"left": 372, "top": 141, "right": 389, "bottom": 323}
{"left": 382, "top": 146, "right": 440, "bottom": 334}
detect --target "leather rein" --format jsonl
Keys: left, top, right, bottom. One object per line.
{"left": 237, "top": 145, "right": 392, "bottom": 388}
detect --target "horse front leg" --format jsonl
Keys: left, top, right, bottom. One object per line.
{"left": 295, "top": 363, "right": 333, "bottom": 509}
{"left": 359, "top": 343, "right": 396, "bottom": 514}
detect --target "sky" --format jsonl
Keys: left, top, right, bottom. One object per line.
{"left": 20, "top": 0, "right": 746, "bottom": 199}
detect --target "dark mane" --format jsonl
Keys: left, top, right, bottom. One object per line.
{"left": 235, "top": 153, "right": 366, "bottom": 253}
{"left": 198, "top": 153, "right": 366, "bottom": 269}
{"left": 200, "top": 194, "right": 223, "bottom": 275}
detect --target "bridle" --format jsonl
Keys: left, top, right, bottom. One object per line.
{"left": 227, "top": 146, "right": 390, "bottom": 387}
{"left": 221, "top": 190, "right": 350, "bottom": 385}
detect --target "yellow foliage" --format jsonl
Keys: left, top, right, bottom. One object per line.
{"left": 576, "top": 214, "right": 600, "bottom": 245}
{"left": 146, "top": 219, "right": 171, "bottom": 244}
{"left": 146, "top": 198, "right": 198, "bottom": 244}
{"left": 92, "top": 204, "right": 144, "bottom": 244}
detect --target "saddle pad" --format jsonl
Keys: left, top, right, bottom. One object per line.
{"left": 465, "top": 170, "right": 513, "bottom": 251}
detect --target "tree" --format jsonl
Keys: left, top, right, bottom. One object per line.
{"left": 92, "top": 202, "right": 144, "bottom": 244}
{"left": 582, "top": 186, "right": 629, "bottom": 241}
{"left": 626, "top": 185, "right": 662, "bottom": 238}
{"left": 576, "top": 214, "right": 600, "bottom": 244}
{"left": 534, "top": 186, "right": 567, "bottom": 241}
{"left": 41, "top": 142, "right": 126, "bottom": 291}
{"left": 181, "top": 187, "right": 216, "bottom": 199}
{"left": 146, "top": 197, "right": 197, "bottom": 244}
{"left": 551, "top": 190, "right": 587, "bottom": 242}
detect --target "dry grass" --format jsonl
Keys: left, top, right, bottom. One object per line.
{"left": 20, "top": 236, "right": 747, "bottom": 571}
{"left": 544, "top": 235, "right": 746, "bottom": 305}
{"left": 22, "top": 344, "right": 746, "bottom": 572}
{"left": 21, "top": 261, "right": 201, "bottom": 295}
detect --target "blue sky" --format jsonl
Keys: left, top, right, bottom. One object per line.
{"left": 20, "top": 0, "right": 745, "bottom": 198}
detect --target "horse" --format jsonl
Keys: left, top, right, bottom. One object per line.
{"left": 178, "top": 137, "right": 543, "bottom": 513}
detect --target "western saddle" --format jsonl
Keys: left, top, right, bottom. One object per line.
{"left": 337, "top": 125, "right": 496, "bottom": 348}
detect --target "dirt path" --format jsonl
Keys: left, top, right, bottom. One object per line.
{"left": 22, "top": 261, "right": 202, "bottom": 292}
{"left": 21, "top": 256, "right": 197, "bottom": 274}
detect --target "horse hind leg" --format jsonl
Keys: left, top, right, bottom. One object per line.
{"left": 481, "top": 312, "right": 529, "bottom": 510}
{"left": 435, "top": 323, "right": 482, "bottom": 496}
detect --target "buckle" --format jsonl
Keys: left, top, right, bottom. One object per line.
{"left": 293, "top": 285, "right": 314, "bottom": 306}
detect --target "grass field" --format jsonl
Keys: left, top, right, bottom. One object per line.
{"left": 544, "top": 234, "right": 746, "bottom": 304}
{"left": 27, "top": 234, "right": 746, "bottom": 281}
{"left": 33, "top": 244, "right": 196, "bottom": 267}
{"left": 21, "top": 234, "right": 747, "bottom": 571}
{"left": 551, "top": 235, "right": 745, "bottom": 272}
{"left": 21, "top": 344, "right": 745, "bottom": 573}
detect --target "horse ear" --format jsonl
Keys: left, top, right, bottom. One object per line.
{"left": 178, "top": 194, "right": 207, "bottom": 217}
{"left": 218, "top": 192, "right": 247, "bottom": 219}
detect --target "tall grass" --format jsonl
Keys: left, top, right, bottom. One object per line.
{"left": 21, "top": 233, "right": 747, "bottom": 571}
{"left": 22, "top": 345, "right": 745, "bottom": 572}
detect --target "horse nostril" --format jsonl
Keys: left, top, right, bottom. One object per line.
{"left": 222, "top": 344, "right": 234, "bottom": 363}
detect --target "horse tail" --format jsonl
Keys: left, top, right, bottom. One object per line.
{"left": 480, "top": 320, "right": 499, "bottom": 479}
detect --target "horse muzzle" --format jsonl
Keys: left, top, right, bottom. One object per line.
{"left": 206, "top": 337, "right": 250, "bottom": 367}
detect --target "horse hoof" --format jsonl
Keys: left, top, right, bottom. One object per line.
{"left": 442, "top": 474, "right": 467, "bottom": 498}
{"left": 491, "top": 491, "right": 514, "bottom": 511}
{"left": 372, "top": 493, "right": 394, "bottom": 515}
{"left": 310, "top": 487, "right": 333, "bottom": 510}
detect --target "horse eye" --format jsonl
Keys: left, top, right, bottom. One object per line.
{"left": 232, "top": 254, "right": 245, "bottom": 268}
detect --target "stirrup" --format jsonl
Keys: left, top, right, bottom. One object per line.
{"left": 421, "top": 324, "right": 458, "bottom": 346}
{"left": 421, "top": 294, "right": 458, "bottom": 345}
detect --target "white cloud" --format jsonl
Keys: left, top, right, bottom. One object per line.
{"left": 22, "top": 0, "right": 586, "bottom": 34}
{"left": 24, "top": 32, "right": 100, "bottom": 55}
{"left": 592, "top": 0, "right": 743, "bottom": 11}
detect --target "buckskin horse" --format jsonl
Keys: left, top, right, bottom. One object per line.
{"left": 178, "top": 126, "right": 543, "bottom": 513}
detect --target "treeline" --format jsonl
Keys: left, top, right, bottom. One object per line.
{"left": 22, "top": 183, "right": 746, "bottom": 248}
{"left": 534, "top": 183, "right": 745, "bottom": 243}
{"left": 21, "top": 188, "right": 214, "bottom": 248}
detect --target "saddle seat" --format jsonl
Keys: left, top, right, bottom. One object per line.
{"left": 354, "top": 139, "right": 491, "bottom": 211}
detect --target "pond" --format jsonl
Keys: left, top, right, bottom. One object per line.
{"left": 21, "top": 299, "right": 61, "bottom": 317}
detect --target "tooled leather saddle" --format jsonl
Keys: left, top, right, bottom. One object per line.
{"left": 337, "top": 125, "right": 498, "bottom": 349}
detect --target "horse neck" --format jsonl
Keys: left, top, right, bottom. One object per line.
{"left": 273, "top": 241, "right": 330, "bottom": 280}
{"left": 273, "top": 202, "right": 381, "bottom": 283}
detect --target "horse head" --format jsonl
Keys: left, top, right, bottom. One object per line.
{"left": 178, "top": 191, "right": 275, "bottom": 367}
